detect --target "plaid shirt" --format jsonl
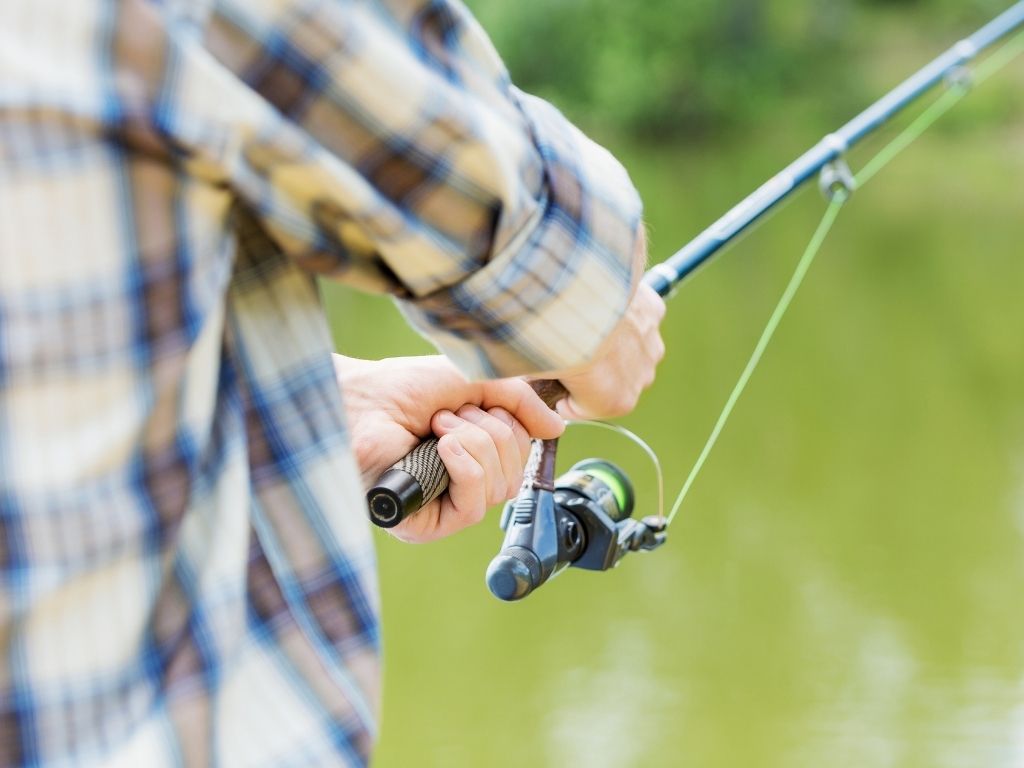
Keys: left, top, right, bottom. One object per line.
{"left": 0, "top": 0, "right": 641, "bottom": 765}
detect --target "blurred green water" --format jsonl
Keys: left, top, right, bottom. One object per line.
{"left": 325, "top": 69, "right": 1024, "bottom": 768}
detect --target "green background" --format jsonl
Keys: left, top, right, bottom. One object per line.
{"left": 325, "top": 2, "right": 1024, "bottom": 765}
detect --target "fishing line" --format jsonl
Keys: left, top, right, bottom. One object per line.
{"left": 551, "top": 30, "right": 1024, "bottom": 529}
{"left": 665, "top": 193, "right": 847, "bottom": 525}
{"left": 854, "top": 86, "right": 967, "bottom": 188}
{"left": 516, "top": 420, "right": 665, "bottom": 588}
{"left": 976, "top": 28, "right": 1024, "bottom": 82}
{"left": 565, "top": 420, "right": 666, "bottom": 521}
{"left": 859, "top": 30, "right": 1024, "bottom": 187}
{"left": 660, "top": 29, "right": 1024, "bottom": 526}
{"left": 366, "top": 12, "right": 1024, "bottom": 603}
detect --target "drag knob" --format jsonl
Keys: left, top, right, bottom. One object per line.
{"left": 486, "top": 547, "right": 543, "bottom": 601}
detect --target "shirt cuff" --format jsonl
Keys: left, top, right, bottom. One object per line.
{"left": 397, "top": 90, "right": 643, "bottom": 380}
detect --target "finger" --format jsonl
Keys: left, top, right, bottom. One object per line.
{"left": 648, "top": 329, "right": 666, "bottom": 363}
{"left": 557, "top": 394, "right": 635, "bottom": 421}
{"left": 478, "top": 378, "right": 565, "bottom": 440}
{"left": 638, "top": 282, "right": 667, "bottom": 321}
{"left": 388, "top": 431, "right": 481, "bottom": 544}
{"left": 557, "top": 377, "right": 637, "bottom": 420}
{"left": 457, "top": 405, "right": 525, "bottom": 497}
{"left": 437, "top": 432, "right": 489, "bottom": 526}
{"left": 487, "top": 406, "right": 531, "bottom": 467}
{"left": 555, "top": 396, "right": 589, "bottom": 422}
{"left": 431, "top": 410, "right": 505, "bottom": 504}
{"left": 391, "top": 420, "right": 510, "bottom": 544}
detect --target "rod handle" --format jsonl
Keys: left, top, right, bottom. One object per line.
{"left": 366, "top": 380, "right": 568, "bottom": 528}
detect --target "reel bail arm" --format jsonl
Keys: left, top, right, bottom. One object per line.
{"left": 619, "top": 516, "right": 669, "bottom": 554}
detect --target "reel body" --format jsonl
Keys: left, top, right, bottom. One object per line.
{"left": 486, "top": 455, "right": 666, "bottom": 601}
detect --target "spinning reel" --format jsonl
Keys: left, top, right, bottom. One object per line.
{"left": 367, "top": 381, "right": 667, "bottom": 600}
{"left": 486, "top": 441, "right": 667, "bottom": 601}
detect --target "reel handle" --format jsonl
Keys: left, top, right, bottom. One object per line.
{"left": 366, "top": 379, "right": 568, "bottom": 528}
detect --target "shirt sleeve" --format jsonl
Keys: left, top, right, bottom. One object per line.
{"left": 199, "top": 0, "right": 643, "bottom": 378}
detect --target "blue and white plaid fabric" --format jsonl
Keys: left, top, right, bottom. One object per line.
{"left": 0, "top": 0, "right": 642, "bottom": 764}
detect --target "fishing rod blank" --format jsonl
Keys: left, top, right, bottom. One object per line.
{"left": 644, "top": 1, "right": 1024, "bottom": 296}
{"left": 367, "top": 2, "right": 1024, "bottom": 529}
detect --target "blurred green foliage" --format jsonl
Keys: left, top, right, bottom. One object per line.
{"left": 466, "top": 0, "right": 1014, "bottom": 138}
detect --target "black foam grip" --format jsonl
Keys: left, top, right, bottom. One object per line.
{"left": 366, "top": 438, "right": 449, "bottom": 527}
{"left": 366, "top": 379, "right": 566, "bottom": 525}
{"left": 392, "top": 437, "right": 449, "bottom": 506}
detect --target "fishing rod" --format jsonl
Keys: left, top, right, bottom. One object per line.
{"left": 367, "top": 3, "right": 1024, "bottom": 600}
{"left": 645, "top": 2, "right": 1024, "bottom": 296}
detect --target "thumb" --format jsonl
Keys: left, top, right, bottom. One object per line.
{"left": 555, "top": 396, "right": 590, "bottom": 422}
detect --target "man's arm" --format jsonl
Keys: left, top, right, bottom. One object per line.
{"left": 187, "top": 0, "right": 655, "bottom": 398}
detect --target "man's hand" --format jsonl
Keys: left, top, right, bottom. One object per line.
{"left": 548, "top": 229, "right": 667, "bottom": 420}
{"left": 554, "top": 282, "right": 666, "bottom": 419}
{"left": 336, "top": 355, "right": 564, "bottom": 543}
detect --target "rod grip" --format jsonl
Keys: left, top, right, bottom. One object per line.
{"left": 366, "top": 380, "right": 568, "bottom": 528}
{"left": 367, "top": 438, "right": 448, "bottom": 528}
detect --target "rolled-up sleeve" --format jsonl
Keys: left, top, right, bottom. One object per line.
{"left": 200, "top": 0, "right": 643, "bottom": 378}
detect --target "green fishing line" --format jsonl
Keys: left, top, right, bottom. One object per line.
{"left": 584, "top": 465, "right": 631, "bottom": 514}
{"left": 554, "top": 32, "right": 1024, "bottom": 529}
{"left": 666, "top": 193, "right": 847, "bottom": 524}
{"left": 566, "top": 420, "right": 666, "bottom": 521}
{"left": 664, "top": 29, "right": 1024, "bottom": 526}
{"left": 858, "top": 30, "right": 1024, "bottom": 187}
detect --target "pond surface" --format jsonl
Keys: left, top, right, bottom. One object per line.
{"left": 325, "top": 93, "right": 1024, "bottom": 767}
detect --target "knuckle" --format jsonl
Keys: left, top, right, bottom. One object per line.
{"left": 454, "top": 421, "right": 487, "bottom": 449}
{"left": 456, "top": 404, "right": 482, "bottom": 420}
{"left": 509, "top": 469, "right": 524, "bottom": 494}
{"left": 488, "top": 406, "right": 514, "bottom": 426}
{"left": 460, "top": 460, "right": 485, "bottom": 484}
{"left": 513, "top": 378, "right": 534, "bottom": 397}
{"left": 504, "top": 378, "right": 534, "bottom": 406}
{"left": 600, "top": 399, "right": 623, "bottom": 419}
{"left": 480, "top": 471, "right": 504, "bottom": 501}
{"left": 468, "top": 504, "right": 487, "bottom": 525}
{"left": 492, "top": 421, "right": 514, "bottom": 445}
{"left": 654, "top": 297, "right": 667, "bottom": 320}
{"left": 615, "top": 391, "right": 638, "bottom": 416}
{"left": 654, "top": 337, "right": 666, "bottom": 362}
